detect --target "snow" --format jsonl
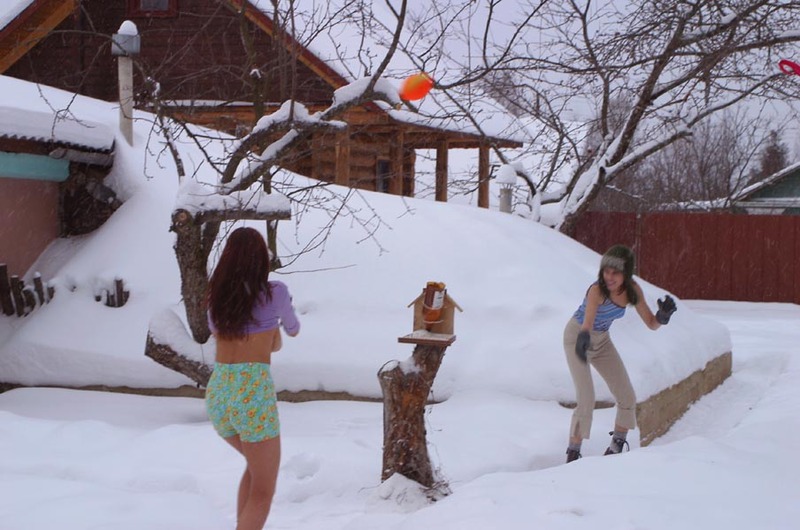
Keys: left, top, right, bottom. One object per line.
{"left": 331, "top": 77, "right": 402, "bottom": 108}
{"left": 495, "top": 164, "right": 518, "bottom": 185}
{"left": 117, "top": 20, "right": 138, "bottom": 36}
{"left": 0, "top": 74, "right": 729, "bottom": 404}
{"left": 0, "top": 96, "right": 114, "bottom": 151}
{"left": 0, "top": 75, "right": 792, "bottom": 528}
{"left": 175, "top": 179, "right": 291, "bottom": 217}
{"left": 0, "top": 301, "right": 797, "bottom": 529}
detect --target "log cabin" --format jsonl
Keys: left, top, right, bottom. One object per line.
{"left": 2, "top": 0, "right": 523, "bottom": 206}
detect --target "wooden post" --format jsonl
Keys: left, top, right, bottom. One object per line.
{"left": 389, "top": 130, "right": 404, "bottom": 195}
{"left": 118, "top": 55, "right": 134, "bottom": 146}
{"left": 0, "top": 264, "right": 14, "bottom": 316}
{"left": 334, "top": 129, "right": 351, "bottom": 186}
{"left": 378, "top": 339, "right": 453, "bottom": 488}
{"left": 478, "top": 144, "right": 490, "bottom": 209}
{"left": 33, "top": 275, "right": 46, "bottom": 305}
{"left": 435, "top": 139, "right": 448, "bottom": 202}
{"left": 311, "top": 135, "right": 325, "bottom": 181}
{"left": 403, "top": 148, "right": 416, "bottom": 197}
{"left": 22, "top": 288, "right": 36, "bottom": 315}
{"left": 10, "top": 275, "right": 24, "bottom": 317}
{"left": 115, "top": 278, "right": 129, "bottom": 307}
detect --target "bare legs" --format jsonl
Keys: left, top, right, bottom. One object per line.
{"left": 224, "top": 435, "right": 281, "bottom": 530}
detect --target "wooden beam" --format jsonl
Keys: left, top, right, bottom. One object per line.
{"left": 335, "top": 129, "right": 351, "bottom": 186}
{"left": 389, "top": 131, "right": 404, "bottom": 195}
{"left": 0, "top": 0, "right": 78, "bottom": 74}
{"left": 478, "top": 144, "right": 490, "bottom": 209}
{"left": 403, "top": 148, "right": 416, "bottom": 197}
{"left": 310, "top": 134, "right": 323, "bottom": 181}
{"left": 435, "top": 140, "right": 448, "bottom": 202}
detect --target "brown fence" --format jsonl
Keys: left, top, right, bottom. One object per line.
{"left": 0, "top": 263, "right": 55, "bottom": 317}
{"left": 574, "top": 211, "right": 800, "bottom": 304}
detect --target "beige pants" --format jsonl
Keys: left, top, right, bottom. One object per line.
{"left": 564, "top": 317, "right": 637, "bottom": 439}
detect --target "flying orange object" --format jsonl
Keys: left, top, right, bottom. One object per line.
{"left": 399, "top": 73, "right": 434, "bottom": 101}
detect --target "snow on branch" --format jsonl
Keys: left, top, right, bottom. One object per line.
{"left": 175, "top": 180, "right": 291, "bottom": 224}
{"left": 329, "top": 76, "right": 402, "bottom": 110}
{"left": 220, "top": 76, "right": 403, "bottom": 195}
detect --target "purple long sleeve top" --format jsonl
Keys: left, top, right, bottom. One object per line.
{"left": 208, "top": 280, "right": 300, "bottom": 336}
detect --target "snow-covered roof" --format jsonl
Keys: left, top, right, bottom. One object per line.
{"left": 733, "top": 160, "right": 800, "bottom": 201}
{"left": 0, "top": 76, "right": 115, "bottom": 152}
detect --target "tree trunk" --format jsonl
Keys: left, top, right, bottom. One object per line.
{"left": 144, "top": 334, "right": 211, "bottom": 387}
{"left": 171, "top": 210, "right": 212, "bottom": 344}
{"left": 378, "top": 343, "right": 449, "bottom": 488}
{"left": 560, "top": 166, "right": 607, "bottom": 236}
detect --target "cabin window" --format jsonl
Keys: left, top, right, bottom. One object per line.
{"left": 128, "top": 0, "right": 178, "bottom": 17}
{"left": 376, "top": 159, "right": 391, "bottom": 193}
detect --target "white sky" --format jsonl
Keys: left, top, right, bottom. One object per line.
{"left": 0, "top": 73, "right": 796, "bottom": 528}
{"left": 0, "top": 0, "right": 33, "bottom": 32}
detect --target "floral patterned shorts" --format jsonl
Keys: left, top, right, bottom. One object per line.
{"left": 205, "top": 362, "right": 280, "bottom": 442}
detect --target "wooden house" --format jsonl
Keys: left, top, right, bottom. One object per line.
{"left": 731, "top": 162, "right": 800, "bottom": 215}
{"left": 1, "top": 0, "right": 523, "bottom": 206}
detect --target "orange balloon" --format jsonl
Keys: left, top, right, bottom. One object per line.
{"left": 399, "top": 73, "right": 434, "bottom": 101}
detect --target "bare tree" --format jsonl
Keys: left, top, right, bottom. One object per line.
{"left": 749, "top": 128, "right": 790, "bottom": 183}
{"left": 485, "top": 0, "right": 800, "bottom": 233}
{"left": 592, "top": 110, "right": 775, "bottom": 212}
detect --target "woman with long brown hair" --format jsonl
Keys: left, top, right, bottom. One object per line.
{"left": 205, "top": 227, "right": 300, "bottom": 529}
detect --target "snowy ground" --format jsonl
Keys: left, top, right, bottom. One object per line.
{"left": 0, "top": 300, "right": 797, "bottom": 530}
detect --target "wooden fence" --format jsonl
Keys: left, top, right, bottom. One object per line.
{"left": 574, "top": 211, "right": 800, "bottom": 304}
{"left": 0, "top": 263, "right": 55, "bottom": 317}
{"left": 0, "top": 264, "right": 130, "bottom": 317}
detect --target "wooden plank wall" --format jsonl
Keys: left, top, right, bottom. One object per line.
{"left": 5, "top": 0, "right": 333, "bottom": 104}
{"left": 574, "top": 211, "right": 800, "bottom": 304}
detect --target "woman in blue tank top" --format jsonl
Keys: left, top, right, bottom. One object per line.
{"left": 564, "top": 245, "right": 676, "bottom": 463}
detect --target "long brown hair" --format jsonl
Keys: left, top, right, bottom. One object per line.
{"left": 207, "top": 227, "right": 272, "bottom": 339}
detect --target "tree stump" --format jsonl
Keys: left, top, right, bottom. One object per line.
{"left": 378, "top": 340, "right": 451, "bottom": 488}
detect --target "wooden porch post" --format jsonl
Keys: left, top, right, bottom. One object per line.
{"left": 403, "top": 148, "right": 416, "bottom": 197}
{"left": 435, "top": 139, "right": 448, "bottom": 202}
{"left": 310, "top": 134, "right": 322, "bottom": 181}
{"left": 389, "top": 130, "right": 404, "bottom": 195}
{"left": 478, "top": 144, "right": 490, "bottom": 209}
{"left": 335, "top": 129, "right": 351, "bottom": 186}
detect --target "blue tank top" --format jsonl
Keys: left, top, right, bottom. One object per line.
{"left": 573, "top": 285, "right": 626, "bottom": 332}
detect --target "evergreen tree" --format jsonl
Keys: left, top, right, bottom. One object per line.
{"left": 753, "top": 130, "right": 789, "bottom": 181}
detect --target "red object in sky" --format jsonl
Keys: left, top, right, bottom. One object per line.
{"left": 778, "top": 59, "right": 800, "bottom": 76}
{"left": 399, "top": 73, "right": 434, "bottom": 101}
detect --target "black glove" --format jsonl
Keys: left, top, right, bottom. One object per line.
{"left": 575, "top": 330, "right": 590, "bottom": 363}
{"left": 656, "top": 295, "right": 677, "bottom": 325}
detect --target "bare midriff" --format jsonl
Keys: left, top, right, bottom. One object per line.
{"left": 214, "top": 328, "right": 281, "bottom": 365}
